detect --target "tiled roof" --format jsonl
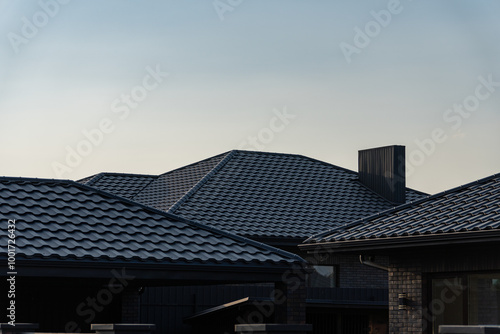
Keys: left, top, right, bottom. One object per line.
{"left": 83, "top": 173, "right": 157, "bottom": 199}
{"left": 78, "top": 150, "right": 427, "bottom": 240}
{"left": 79, "top": 153, "right": 229, "bottom": 208}
{"left": 303, "top": 173, "right": 500, "bottom": 247}
{"left": 0, "top": 177, "right": 303, "bottom": 268}
{"left": 134, "top": 152, "right": 229, "bottom": 210}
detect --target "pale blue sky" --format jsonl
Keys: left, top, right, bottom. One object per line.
{"left": 1, "top": 0, "right": 499, "bottom": 194}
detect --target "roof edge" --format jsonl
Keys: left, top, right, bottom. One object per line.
{"left": 76, "top": 172, "right": 158, "bottom": 186}
{"left": 300, "top": 230, "right": 500, "bottom": 253}
{"left": 303, "top": 172, "right": 500, "bottom": 244}
{"left": 158, "top": 151, "right": 233, "bottom": 177}
{"left": 233, "top": 149, "right": 359, "bottom": 175}
{"left": 76, "top": 173, "right": 104, "bottom": 186}
{"left": 0, "top": 176, "right": 305, "bottom": 264}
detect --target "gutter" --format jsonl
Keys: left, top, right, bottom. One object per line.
{"left": 300, "top": 230, "right": 500, "bottom": 253}
{"left": 359, "top": 255, "right": 388, "bottom": 271}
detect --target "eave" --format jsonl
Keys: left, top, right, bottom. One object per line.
{"left": 299, "top": 230, "right": 500, "bottom": 254}
{"left": 0, "top": 258, "right": 297, "bottom": 284}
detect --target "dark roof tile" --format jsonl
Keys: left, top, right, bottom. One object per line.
{"left": 78, "top": 173, "right": 157, "bottom": 199}
{"left": 305, "top": 174, "right": 500, "bottom": 245}
{"left": 79, "top": 150, "right": 427, "bottom": 240}
{"left": 0, "top": 177, "right": 303, "bottom": 268}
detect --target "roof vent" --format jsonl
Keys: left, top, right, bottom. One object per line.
{"left": 358, "top": 145, "right": 406, "bottom": 204}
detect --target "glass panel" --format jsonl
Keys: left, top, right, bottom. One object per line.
{"left": 468, "top": 273, "right": 500, "bottom": 325}
{"left": 307, "top": 265, "right": 336, "bottom": 288}
{"left": 431, "top": 277, "right": 465, "bottom": 334}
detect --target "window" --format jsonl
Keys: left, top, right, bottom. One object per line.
{"left": 307, "top": 265, "right": 337, "bottom": 288}
{"left": 468, "top": 274, "right": 500, "bottom": 325}
{"left": 430, "top": 273, "right": 500, "bottom": 333}
{"left": 431, "top": 277, "right": 465, "bottom": 334}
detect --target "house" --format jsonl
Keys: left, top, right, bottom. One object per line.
{"left": 80, "top": 146, "right": 428, "bottom": 333}
{"left": 0, "top": 177, "right": 308, "bottom": 333}
{"left": 301, "top": 173, "right": 500, "bottom": 333}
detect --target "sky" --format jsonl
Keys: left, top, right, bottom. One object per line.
{"left": 0, "top": 0, "right": 499, "bottom": 194}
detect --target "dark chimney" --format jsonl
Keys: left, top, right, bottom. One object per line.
{"left": 358, "top": 145, "right": 406, "bottom": 204}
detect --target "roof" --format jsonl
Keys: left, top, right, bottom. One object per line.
{"left": 79, "top": 150, "right": 427, "bottom": 240}
{"left": 82, "top": 172, "right": 157, "bottom": 199}
{"left": 301, "top": 173, "right": 500, "bottom": 251}
{"left": 0, "top": 177, "right": 303, "bottom": 280}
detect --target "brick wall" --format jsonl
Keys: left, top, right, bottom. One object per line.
{"left": 334, "top": 254, "right": 389, "bottom": 289}
{"left": 387, "top": 246, "right": 500, "bottom": 334}
{"left": 296, "top": 249, "right": 389, "bottom": 289}
{"left": 388, "top": 257, "right": 424, "bottom": 334}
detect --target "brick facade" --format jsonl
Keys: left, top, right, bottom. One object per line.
{"left": 296, "top": 249, "right": 389, "bottom": 289}
{"left": 388, "top": 257, "right": 424, "bottom": 334}
{"left": 387, "top": 247, "right": 500, "bottom": 334}
{"left": 334, "top": 254, "right": 389, "bottom": 289}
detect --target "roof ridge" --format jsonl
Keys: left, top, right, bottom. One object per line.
{"left": 233, "top": 149, "right": 359, "bottom": 175}
{"left": 167, "top": 150, "right": 237, "bottom": 213}
{"left": 0, "top": 176, "right": 305, "bottom": 263}
{"left": 233, "top": 150, "right": 428, "bottom": 202}
{"left": 78, "top": 172, "right": 158, "bottom": 187}
{"left": 77, "top": 172, "right": 158, "bottom": 200}
{"left": 158, "top": 151, "right": 233, "bottom": 177}
{"left": 304, "top": 172, "right": 500, "bottom": 243}
{"left": 77, "top": 173, "right": 104, "bottom": 186}
{"left": 0, "top": 176, "right": 76, "bottom": 183}
{"left": 88, "top": 172, "right": 158, "bottom": 178}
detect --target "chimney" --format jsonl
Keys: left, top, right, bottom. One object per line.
{"left": 358, "top": 145, "right": 406, "bottom": 204}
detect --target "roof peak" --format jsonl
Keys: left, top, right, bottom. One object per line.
{"left": 158, "top": 151, "right": 232, "bottom": 177}
{"left": 230, "top": 149, "right": 359, "bottom": 174}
